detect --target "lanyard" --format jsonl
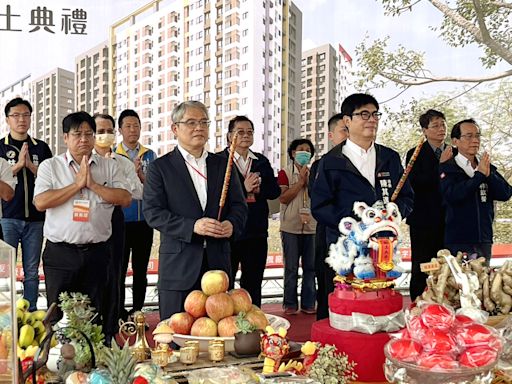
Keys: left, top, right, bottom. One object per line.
{"left": 185, "top": 159, "right": 207, "bottom": 180}
{"left": 236, "top": 157, "right": 252, "bottom": 179}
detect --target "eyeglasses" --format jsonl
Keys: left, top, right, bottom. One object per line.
{"left": 8, "top": 113, "right": 31, "bottom": 120}
{"left": 460, "top": 133, "right": 481, "bottom": 141}
{"left": 427, "top": 122, "right": 447, "bottom": 130}
{"left": 351, "top": 111, "right": 382, "bottom": 120}
{"left": 234, "top": 130, "right": 254, "bottom": 137}
{"left": 176, "top": 120, "right": 210, "bottom": 129}
{"left": 69, "top": 131, "right": 95, "bottom": 139}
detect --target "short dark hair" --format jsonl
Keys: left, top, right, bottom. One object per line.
{"left": 118, "top": 109, "right": 141, "bottom": 128}
{"left": 228, "top": 115, "right": 254, "bottom": 133}
{"left": 93, "top": 113, "right": 116, "bottom": 128}
{"left": 5, "top": 97, "right": 32, "bottom": 117}
{"left": 287, "top": 138, "right": 315, "bottom": 160}
{"left": 451, "top": 118, "right": 479, "bottom": 140}
{"left": 63, "top": 111, "right": 96, "bottom": 134}
{"left": 328, "top": 113, "right": 344, "bottom": 131}
{"left": 419, "top": 109, "right": 446, "bottom": 129}
{"left": 341, "top": 93, "right": 379, "bottom": 117}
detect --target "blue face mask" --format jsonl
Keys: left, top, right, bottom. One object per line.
{"left": 295, "top": 151, "right": 311, "bottom": 166}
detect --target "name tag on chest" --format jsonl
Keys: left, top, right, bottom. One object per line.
{"left": 73, "top": 199, "right": 90, "bottom": 222}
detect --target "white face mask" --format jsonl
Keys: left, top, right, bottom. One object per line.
{"left": 95, "top": 133, "right": 116, "bottom": 148}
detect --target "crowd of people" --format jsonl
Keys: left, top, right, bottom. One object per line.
{"left": 2, "top": 92, "right": 511, "bottom": 345}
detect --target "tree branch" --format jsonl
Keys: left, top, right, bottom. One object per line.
{"left": 429, "top": 0, "right": 512, "bottom": 64}
{"left": 490, "top": 1, "right": 512, "bottom": 9}
{"left": 380, "top": 69, "right": 512, "bottom": 85}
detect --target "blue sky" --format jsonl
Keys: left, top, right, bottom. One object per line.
{"left": 0, "top": 0, "right": 507, "bottom": 108}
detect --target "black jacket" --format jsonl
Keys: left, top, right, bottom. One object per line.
{"left": 218, "top": 149, "right": 280, "bottom": 240}
{"left": 439, "top": 157, "right": 512, "bottom": 245}
{"left": 405, "top": 143, "right": 446, "bottom": 228}
{"left": 0, "top": 135, "right": 52, "bottom": 221}
{"left": 143, "top": 148, "right": 248, "bottom": 291}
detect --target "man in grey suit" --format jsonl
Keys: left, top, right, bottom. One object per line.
{"left": 143, "top": 101, "right": 247, "bottom": 320}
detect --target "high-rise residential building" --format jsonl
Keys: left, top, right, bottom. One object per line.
{"left": 76, "top": 42, "right": 110, "bottom": 115}
{"left": 301, "top": 43, "right": 352, "bottom": 157}
{"left": 31, "top": 68, "right": 75, "bottom": 155}
{"left": 105, "top": 0, "right": 302, "bottom": 170}
{"left": 0, "top": 75, "right": 32, "bottom": 137}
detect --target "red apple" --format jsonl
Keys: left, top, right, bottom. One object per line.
{"left": 423, "top": 329, "right": 457, "bottom": 354}
{"left": 217, "top": 316, "right": 239, "bottom": 337}
{"left": 229, "top": 288, "right": 252, "bottom": 314}
{"left": 190, "top": 317, "right": 218, "bottom": 337}
{"left": 201, "top": 270, "right": 229, "bottom": 296}
{"left": 387, "top": 339, "right": 422, "bottom": 363}
{"left": 169, "top": 312, "right": 195, "bottom": 335}
{"left": 246, "top": 309, "right": 269, "bottom": 330}
{"left": 420, "top": 304, "right": 454, "bottom": 331}
{"left": 459, "top": 346, "right": 497, "bottom": 368}
{"left": 205, "top": 293, "right": 234, "bottom": 322}
{"left": 417, "top": 353, "right": 459, "bottom": 370}
{"left": 184, "top": 290, "right": 208, "bottom": 318}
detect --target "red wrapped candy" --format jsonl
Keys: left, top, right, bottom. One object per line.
{"left": 420, "top": 304, "right": 455, "bottom": 331}
{"left": 423, "top": 329, "right": 457, "bottom": 354}
{"left": 458, "top": 346, "right": 498, "bottom": 368}
{"left": 454, "top": 323, "right": 495, "bottom": 349}
{"left": 454, "top": 314, "right": 475, "bottom": 327}
{"left": 407, "top": 315, "right": 428, "bottom": 341}
{"left": 417, "top": 353, "right": 459, "bottom": 370}
{"left": 387, "top": 339, "right": 423, "bottom": 363}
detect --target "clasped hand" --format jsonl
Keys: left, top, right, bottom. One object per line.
{"left": 194, "top": 217, "right": 233, "bottom": 238}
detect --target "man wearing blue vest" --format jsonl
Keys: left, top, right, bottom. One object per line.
{"left": 115, "top": 109, "right": 157, "bottom": 319}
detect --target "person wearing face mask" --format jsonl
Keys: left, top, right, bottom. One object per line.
{"left": 278, "top": 139, "right": 317, "bottom": 315}
{"left": 93, "top": 113, "right": 141, "bottom": 345}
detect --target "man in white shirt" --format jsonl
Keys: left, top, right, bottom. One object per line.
{"left": 439, "top": 118, "right": 512, "bottom": 264}
{"left": 34, "top": 111, "right": 131, "bottom": 322}
{"left": 143, "top": 101, "right": 247, "bottom": 320}
{"left": 311, "top": 93, "right": 414, "bottom": 274}
{"left": 93, "top": 113, "right": 143, "bottom": 344}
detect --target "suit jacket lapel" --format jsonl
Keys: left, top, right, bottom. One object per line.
{"left": 169, "top": 148, "right": 203, "bottom": 212}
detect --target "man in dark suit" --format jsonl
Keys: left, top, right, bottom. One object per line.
{"left": 406, "top": 109, "right": 449, "bottom": 301}
{"left": 143, "top": 101, "right": 248, "bottom": 320}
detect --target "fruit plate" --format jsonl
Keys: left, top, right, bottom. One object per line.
{"left": 172, "top": 314, "right": 290, "bottom": 352}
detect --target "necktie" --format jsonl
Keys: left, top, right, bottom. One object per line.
{"left": 435, "top": 147, "right": 442, "bottom": 160}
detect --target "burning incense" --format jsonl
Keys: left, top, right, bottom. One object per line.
{"left": 391, "top": 136, "right": 425, "bottom": 202}
{"left": 217, "top": 132, "right": 238, "bottom": 220}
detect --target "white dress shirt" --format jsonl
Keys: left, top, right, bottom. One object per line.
{"left": 177, "top": 144, "right": 208, "bottom": 211}
{"left": 455, "top": 153, "right": 478, "bottom": 178}
{"left": 234, "top": 150, "right": 258, "bottom": 177}
{"left": 342, "top": 139, "right": 376, "bottom": 187}
{"left": 34, "top": 150, "right": 129, "bottom": 244}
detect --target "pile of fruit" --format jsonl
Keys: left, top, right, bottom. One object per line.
{"left": 386, "top": 303, "right": 503, "bottom": 370}
{"left": 167, "top": 270, "right": 268, "bottom": 337}
{"left": 15, "top": 297, "right": 55, "bottom": 361}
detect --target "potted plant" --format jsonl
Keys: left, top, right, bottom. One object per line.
{"left": 234, "top": 312, "right": 261, "bottom": 356}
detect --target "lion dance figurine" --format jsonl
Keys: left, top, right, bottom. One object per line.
{"left": 327, "top": 201, "right": 403, "bottom": 289}
{"left": 260, "top": 326, "right": 289, "bottom": 373}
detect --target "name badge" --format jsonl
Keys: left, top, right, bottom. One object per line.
{"left": 73, "top": 199, "right": 90, "bottom": 222}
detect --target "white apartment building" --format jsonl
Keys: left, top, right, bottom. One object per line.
{"left": 107, "top": 0, "right": 302, "bottom": 169}
{"left": 301, "top": 43, "right": 352, "bottom": 157}
{"left": 76, "top": 42, "right": 110, "bottom": 115}
{"left": 0, "top": 75, "right": 32, "bottom": 137}
{"left": 31, "top": 68, "right": 75, "bottom": 155}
